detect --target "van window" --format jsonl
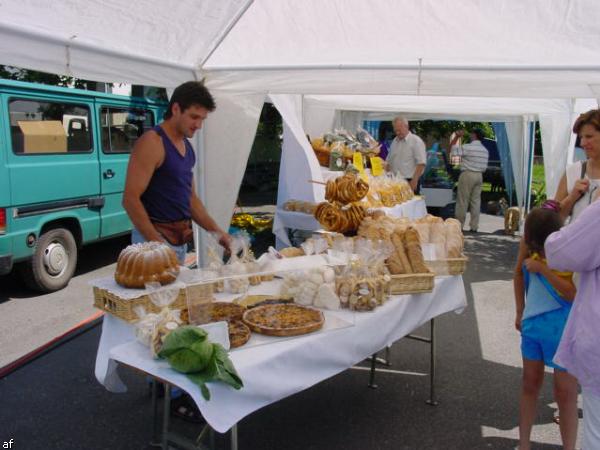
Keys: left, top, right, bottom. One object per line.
{"left": 100, "top": 107, "right": 154, "bottom": 153}
{"left": 9, "top": 99, "right": 92, "bottom": 154}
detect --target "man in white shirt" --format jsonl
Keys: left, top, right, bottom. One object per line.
{"left": 385, "top": 116, "right": 427, "bottom": 193}
{"left": 449, "top": 129, "right": 489, "bottom": 232}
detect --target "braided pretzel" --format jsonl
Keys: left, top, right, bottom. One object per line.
{"left": 324, "top": 174, "right": 369, "bottom": 204}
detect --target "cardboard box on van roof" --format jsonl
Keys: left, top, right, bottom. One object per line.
{"left": 17, "top": 120, "right": 67, "bottom": 153}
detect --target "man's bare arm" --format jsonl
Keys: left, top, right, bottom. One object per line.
{"left": 122, "top": 132, "right": 164, "bottom": 242}
{"left": 513, "top": 238, "right": 527, "bottom": 331}
{"left": 410, "top": 164, "right": 425, "bottom": 191}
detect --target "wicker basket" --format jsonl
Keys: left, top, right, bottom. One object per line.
{"left": 93, "top": 282, "right": 213, "bottom": 322}
{"left": 424, "top": 256, "right": 468, "bottom": 276}
{"left": 389, "top": 272, "right": 435, "bottom": 295}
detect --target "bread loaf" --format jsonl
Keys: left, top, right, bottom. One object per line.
{"left": 403, "top": 228, "right": 429, "bottom": 273}
{"left": 114, "top": 242, "right": 180, "bottom": 289}
{"left": 388, "top": 230, "right": 413, "bottom": 274}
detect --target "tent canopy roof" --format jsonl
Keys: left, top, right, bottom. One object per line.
{"left": 2, "top": 0, "right": 600, "bottom": 98}
{"left": 303, "top": 95, "right": 573, "bottom": 122}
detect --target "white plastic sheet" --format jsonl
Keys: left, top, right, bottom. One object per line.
{"left": 200, "top": 91, "right": 265, "bottom": 231}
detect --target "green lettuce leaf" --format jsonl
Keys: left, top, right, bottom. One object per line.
{"left": 158, "top": 326, "right": 207, "bottom": 358}
{"left": 158, "top": 327, "right": 243, "bottom": 401}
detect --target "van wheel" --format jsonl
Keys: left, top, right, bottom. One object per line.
{"left": 19, "top": 228, "right": 78, "bottom": 293}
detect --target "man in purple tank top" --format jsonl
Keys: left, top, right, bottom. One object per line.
{"left": 122, "top": 82, "right": 233, "bottom": 423}
{"left": 123, "top": 81, "right": 232, "bottom": 263}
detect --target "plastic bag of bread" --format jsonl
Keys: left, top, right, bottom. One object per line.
{"left": 349, "top": 278, "right": 378, "bottom": 311}
{"left": 133, "top": 306, "right": 162, "bottom": 348}
{"left": 299, "top": 201, "right": 317, "bottom": 215}
{"left": 429, "top": 221, "right": 447, "bottom": 259}
{"left": 206, "top": 245, "right": 225, "bottom": 292}
{"left": 219, "top": 234, "right": 253, "bottom": 294}
{"left": 279, "top": 246, "right": 305, "bottom": 258}
{"left": 445, "top": 218, "right": 464, "bottom": 258}
{"left": 240, "top": 248, "right": 262, "bottom": 286}
{"left": 283, "top": 199, "right": 299, "bottom": 211}
{"left": 139, "top": 283, "right": 186, "bottom": 358}
{"left": 412, "top": 222, "right": 431, "bottom": 244}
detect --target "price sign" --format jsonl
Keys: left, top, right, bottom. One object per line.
{"left": 370, "top": 156, "right": 384, "bottom": 176}
{"left": 353, "top": 152, "right": 365, "bottom": 173}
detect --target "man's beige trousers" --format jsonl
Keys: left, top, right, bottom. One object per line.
{"left": 455, "top": 170, "right": 483, "bottom": 231}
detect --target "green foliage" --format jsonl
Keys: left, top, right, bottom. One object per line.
{"left": 0, "top": 64, "right": 97, "bottom": 89}
{"left": 531, "top": 163, "right": 546, "bottom": 206}
{"left": 410, "top": 120, "right": 495, "bottom": 142}
{"left": 248, "top": 103, "right": 283, "bottom": 164}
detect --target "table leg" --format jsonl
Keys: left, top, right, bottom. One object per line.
{"left": 406, "top": 318, "right": 438, "bottom": 406}
{"left": 162, "top": 383, "right": 171, "bottom": 450}
{"left": 425, "top": 318, "right": 438, "bottom": 406}
{"left": 384, "top": 346, "right": 392, "bottom": 366}
{"left": 151, "top": 379, "right": 161, "bottom": 447}
{"left": 231, "top": 423, "right": 238, "bottom": 450}
{"left": 368, "top": 352, "right": 378, "bottom": 389}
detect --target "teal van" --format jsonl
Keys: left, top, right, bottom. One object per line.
{"left": 0, "top": 79, "right": 167, "bottom": 291}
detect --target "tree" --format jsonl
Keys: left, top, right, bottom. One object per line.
{"left": 0, "top": 65, "right": 96, "bottom": 89}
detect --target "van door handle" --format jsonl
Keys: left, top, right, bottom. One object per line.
{"left": 103, "top": 169, "right": 115, "bottom": 179}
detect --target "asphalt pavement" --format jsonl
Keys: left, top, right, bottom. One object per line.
{"left": 0, "top": 214, "right": 584, "bottom": 449}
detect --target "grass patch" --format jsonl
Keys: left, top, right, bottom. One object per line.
{"left": 530, "top": 163, "right": 546, "bottom": 205}
{"left": 481, "top": 163, "right": 546, "bottom": 205}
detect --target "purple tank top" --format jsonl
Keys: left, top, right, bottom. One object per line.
{"left": 141, "top": 126, "right": 196, "bottom": 222}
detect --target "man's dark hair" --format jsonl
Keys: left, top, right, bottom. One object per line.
{"left": 164, "top": 81, "right": 216, "bottom": 119}
{"left": 524, "top": 207, "right": 563, "bottom": 255}
{"left": 471, "top": 128, "right": 485, "bottom": 141}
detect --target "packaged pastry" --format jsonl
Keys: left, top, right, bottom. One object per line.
{"left": 445, "top": 218, "right": 464, "bottom": 258}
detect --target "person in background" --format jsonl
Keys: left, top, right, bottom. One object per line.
{"left": 377, "top": 123, "right": 391, "bottom": 160}
{"left": 514, "top": 201, "right": 578, "bottom": 450}
{"left": 385, "top": 116, "right": 426, "bottom": 193}
{"left": 123, "top": 81, "right": 232, "bottom": 264}
{"left": 448, "top": 129, "right": 489, "bottom": 232}
{"left": 554, "top": 109, "right": 600, "bottom": 224}
{"left": 545, "top": 196, "right": 600, "bottom": 449}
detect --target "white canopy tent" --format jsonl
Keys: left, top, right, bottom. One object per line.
{"left": 2, "top": 0, "right": 600, "bottom": 254}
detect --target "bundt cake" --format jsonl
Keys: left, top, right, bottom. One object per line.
{"left": 114, "top": 242, "right": 180, "bottom": 289}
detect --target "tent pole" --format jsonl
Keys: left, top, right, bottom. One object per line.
{"left": 524, "top": 120, "right": 535, "bottom": 214}
{"left": 195, "top": 127, "right": 207, "bottom": 268}
{"left": 519, "top": 117, "right": 528, "bottom": 221}
{"left": 205, "top": 62, "right": 600, "bottom": 72}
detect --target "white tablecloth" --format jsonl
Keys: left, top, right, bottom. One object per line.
{"left": 273, "top": 197, "right": 427, "bottom": 247}
{"left": 95, "top": 275, "right": 466, "bottom": 433}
